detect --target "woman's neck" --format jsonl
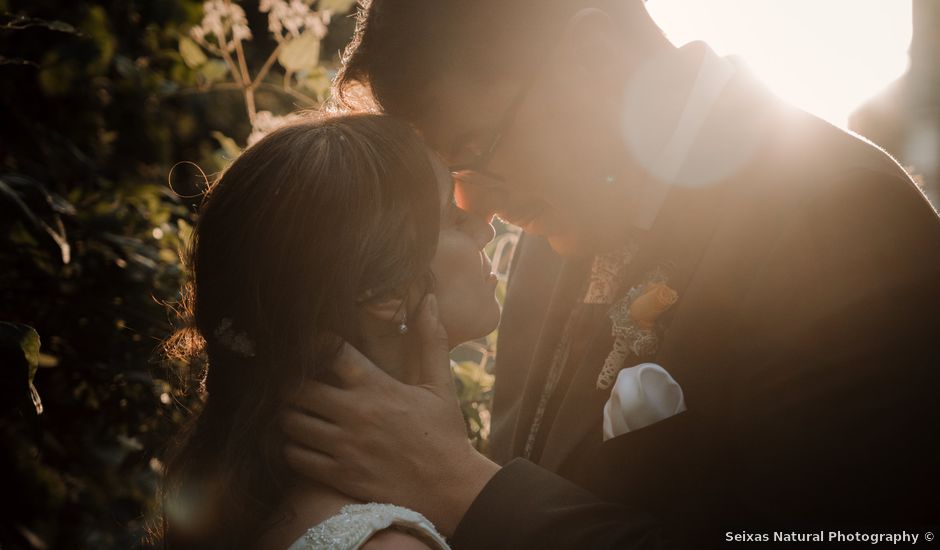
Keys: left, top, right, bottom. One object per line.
{"left": 258, "top": 479, "right": 357, "bottom": 550}
{"left": 259, "top": 324, "right": 420, "bottom": 549}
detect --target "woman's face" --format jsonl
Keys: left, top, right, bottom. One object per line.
{"left": 427, "top": 156, "right": 501, "bottom": 347}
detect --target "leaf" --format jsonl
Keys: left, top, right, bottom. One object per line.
{"left": 178, "top": 36, "right": 207, "bottom": 68}
{"left": 0, "top": 15, "right": 80, "bottom": 35}
{"left": 43, "top": 20, "right": 77, "bottom": 34}
{"left": 158, "top": 248, "right": 178, "bottom": 264}
{"left": 198, "top": 59, "right": 229, "bottom": 84}
{"left": 318, "top": 0, "right": 358, "bottom": 13}
{"left": 452, "top": 360, "right": 494, "bottom": 401}
{"left": 278, "top": 31, "right": 321, "bottom": 72}
{"left": 0, "top": 177, "right": 71, "bottom": 264}
{"left": 211, "top": 131, "right": 242, "bottom": 158}
{"left": 0, "top": 322, "right": 44, "bottom": 414}
{"left": 301, "top": 67, "right": 331, "bottom": 101}
{"left": 0, "top": 56, "right": 39, "bottom": 67}
{"left": 37, "top": 51, "right": 77, "bottom": 96}
{"left": 117, "top": 434, "right": 144, "bottom": 452}
{"left": 82, "top": 6, "right": 115, "bottom": 75}
{"left": 177, "top": 219, "right": 194, "bottom": 248}
{"left": 38, "top": 352, "right": 59, "bottom": 367}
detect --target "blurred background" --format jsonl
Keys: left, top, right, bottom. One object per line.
{"left": 0, "top": 1, "right": 936, "bottom": 548}
{"left": 647, "top": 0, "right": 939, "bottom": 203}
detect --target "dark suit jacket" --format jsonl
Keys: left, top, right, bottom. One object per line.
{"left": 451, "top": 63, "right": 940, "bottom": 549}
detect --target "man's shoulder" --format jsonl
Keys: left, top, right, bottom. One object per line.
{"left": 731, "top": 106, "right": 933, "bottom": 241}
{"left": 736, "top": 112, "right": 940, "bottom": 274}
{"left": 781, "top": 112, "right": 937, "bottom": 236}
{"left": 692, "top": 110, "right": 940, "bottom": 340}
{"left": 773, "top": 107, "right": 912, "bottom": 188}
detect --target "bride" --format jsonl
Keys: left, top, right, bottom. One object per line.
{"left": 161, "top": 114, "right": 500, "bottom": 549}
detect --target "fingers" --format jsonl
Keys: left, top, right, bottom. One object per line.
{"left": 415, "top": 294, "right": 454, "bottom": 389}
{"left": 281, "top": 407, "right": 343, "bottom": 452}
{"left": 284, "top": 442, "right": 340, "bottom": 481}
{"left": 290, "top": 377, "right": 349, "bottom": 421}
{"left": 332, "top": 341, "right": 392, "bottom": 389}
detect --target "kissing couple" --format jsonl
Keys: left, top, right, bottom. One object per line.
{"left": 161, "top": 1, "right": 940, "bottom": 549}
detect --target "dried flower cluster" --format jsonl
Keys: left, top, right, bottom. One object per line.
{"left": 190, "top": 0, "right": 252, "bottom": 53}
{"left": 185, "top": 0, "right": 341, "bottom": 145}
{"left": 260, "top": 0, "right": 329, "bottom": 42}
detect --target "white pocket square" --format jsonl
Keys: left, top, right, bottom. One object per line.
{"left": 602, "top": 362, "right": 687, "bottom": 441}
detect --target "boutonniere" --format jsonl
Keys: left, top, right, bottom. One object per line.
{"left": 596, "top": 271, "right": 678, "bottom": 390}
{"left": 583, "top": 242, "right": 639, "bottom": 305}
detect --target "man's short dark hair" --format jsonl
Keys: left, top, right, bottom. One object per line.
{"left": 334, "top": 0, "right": 642, "bottom": 120}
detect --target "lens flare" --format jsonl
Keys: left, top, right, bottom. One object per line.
{"left": 647, "top": 0, "right": 913, "bottom": 127}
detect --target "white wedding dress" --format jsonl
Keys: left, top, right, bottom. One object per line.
{"left": 286, "top": 503, "right": 450, "bottom": 550}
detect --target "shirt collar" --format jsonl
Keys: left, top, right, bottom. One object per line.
{"left": 623, "top": 42, "right": 738, "bottom": 231}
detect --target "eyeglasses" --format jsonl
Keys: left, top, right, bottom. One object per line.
{"left": 449, "top": 75, "right": 538, "bottom": 190}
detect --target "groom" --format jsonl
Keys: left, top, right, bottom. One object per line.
{"left": 283, "top": 1, "right": 940, "bottom": 547}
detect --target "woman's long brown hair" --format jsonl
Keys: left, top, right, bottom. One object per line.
{"left": 160, "top": 114, "right": 441, "bottom": 549}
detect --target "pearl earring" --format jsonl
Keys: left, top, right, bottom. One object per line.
{"left": 604, "top": 175, "right": 617, "bottom": 185}
{"left": 398, "top": 310, "right": 409, "bottom": 335}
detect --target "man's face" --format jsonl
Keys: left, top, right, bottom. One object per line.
{"left": 416, "top": 68, "right": 638, "bottom": 256}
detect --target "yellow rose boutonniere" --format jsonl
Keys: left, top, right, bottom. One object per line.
{"left": 628, "top": 282, "right": 679, "bottom": 329}
{"left": 597, "top": 273, "right": 679, "bottom": 390}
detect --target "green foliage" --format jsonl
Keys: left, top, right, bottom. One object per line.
{"left": 0, "top": 1, "right": 506, "bottom": 548}
{"left": 178, "top": 36, "right": 208, "bottom": 68}
{"left": 278, "top": 31, "right": 321, "bottom": 71}
{"left": 453, "top": 347, "right": 496, "bottom": 452}
{"left": 0, "top": 322, "right": 44, "bottom": 415}
{"left": 0, "top": 1, "right": 296, "bottom": 547}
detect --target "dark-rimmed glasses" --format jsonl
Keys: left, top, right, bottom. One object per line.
{"left": 448, "top": 74, "right": 540, "bottom": 190}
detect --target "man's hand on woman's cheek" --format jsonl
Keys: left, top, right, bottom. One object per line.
{"left": 279, "top": 295, "right": 501, "bottom": 536}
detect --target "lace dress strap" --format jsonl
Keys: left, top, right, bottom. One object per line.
{"left": 287, "top": 503, "right": 450, "bottom": 550}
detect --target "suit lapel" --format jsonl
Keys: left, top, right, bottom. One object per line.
{"left": 536, "top": 70, "right": 786, "bottom": 472}
{"left": 537, "top": 181, "right": 729, "bottom": 472}
{"left": 505, "top": 255, "right": 592, "bottom": 459}
{"left": 488, "top": 234, "right": 565, "bottom": 464}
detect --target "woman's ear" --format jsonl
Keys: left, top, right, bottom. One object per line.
{"left": 359, "top": 296, "right": 405, "bottom": 323}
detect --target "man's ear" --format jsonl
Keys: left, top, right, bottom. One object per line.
{"left": 359, "top": 296, "right": 405, "bottom": 323}
{"left": 559, "top": 8, "right": 623, "bottom": 78}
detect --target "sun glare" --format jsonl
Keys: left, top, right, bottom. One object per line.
{"left": 646, "top": 0, "right": 913, "bottom": 127}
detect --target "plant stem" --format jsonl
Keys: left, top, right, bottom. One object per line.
{"left": 233, "top": 39, "right": 256, "bottom": 124}
{"left": 218, "top": 46, "right": 244, "bottom": 87}
{"left": 234, "top": 39, "right": 252, "bottom": 88}
{"left": 249, "top": 44, "right": 282, "bottom": 92}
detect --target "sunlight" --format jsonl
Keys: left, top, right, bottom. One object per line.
{"left": 646, "top": 0, "right": 913, "bottom": 127}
